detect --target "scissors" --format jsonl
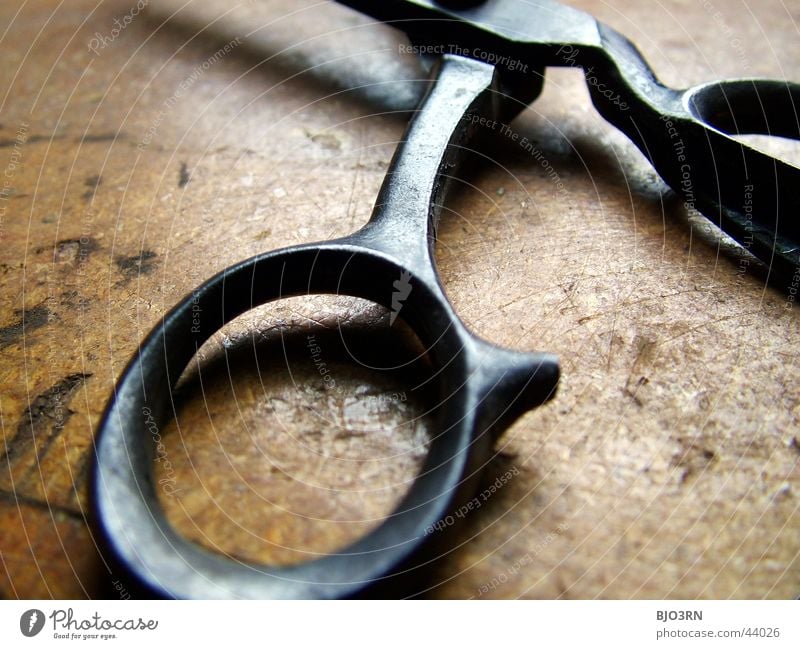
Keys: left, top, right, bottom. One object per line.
{"left": 91, "top": 0, "right": 800, "bottom": 598}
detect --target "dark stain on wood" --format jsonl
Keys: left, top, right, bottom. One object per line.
{"left": 0, "top": 373, "right": 92, "bottom": 492}
{"left": 0, "top": 132, "right": 116, "bottom": 148}
{"left": 115, "top": 249, "right": 158, "bottom": 280}
{"left": 0, "top": 374, "right": 92, "bottom": 498}
{"left": 82, "top": 174, "right": 102, "bottom": 200}
{"left": 672, "top": 439, "right": 717, "bottom": 484}
{"left": 69, "top": 448, "right": 95, "bottom": 496}
{"left": 178, "top": 161, "right": 190, "bottom": 187}
{"left": 1, "top": 373, "right": 92, "bottom": 461}
{"left": 34, "top": 237, "right": 101, "bottom": 263}
{"left": 0, "top": 133, "right": 62, "bottom": 148}
{"left": 59, "top": 290, "right": 90, "bottom": 310}
{"left": 78, "top": 133, "right": 122, "bottom": 143}
{"left": 0, "top": 303, "right": 51, "bottom": 349}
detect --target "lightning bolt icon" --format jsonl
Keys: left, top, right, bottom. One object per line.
{"left": 28, "top": 611, "right": 38, "bottom": 632}
{"left": 390, "top": 270, "right": 412, "bottom": 326}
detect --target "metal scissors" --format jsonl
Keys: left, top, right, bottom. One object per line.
{"left": 92, "top": 0, "right": 800, "bottom": 598}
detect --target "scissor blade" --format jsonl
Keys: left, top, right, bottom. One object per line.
{"left": 333, "top": 0, "right": 602, "bottom": 65}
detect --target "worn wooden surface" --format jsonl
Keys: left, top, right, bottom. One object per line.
{"left": 0, "top": 0, "right": 798, "bottom": 599}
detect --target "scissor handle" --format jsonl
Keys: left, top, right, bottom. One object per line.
{"left": 91, "top": 56, "right": 559, "bottom": 599}
{"left": 335, "top": 0, "right": 800, "bottom": 288}
{"left": 587, "top": 25, "right": 800, "bottom": 288}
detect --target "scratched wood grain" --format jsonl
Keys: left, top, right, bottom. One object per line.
{"left": 0, "top": 0, "right": 798, "bottom": 599}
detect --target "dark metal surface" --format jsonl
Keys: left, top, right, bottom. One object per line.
{"left": 92, "top": 0, "right": 800, "bottom": 599}
{"left": 339, "top": 0, "right": 800, "bottom": 288}
{"left": 92, "top": 55, "right": 558, "bottom": 599}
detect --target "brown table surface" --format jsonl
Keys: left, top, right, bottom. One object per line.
{"left": 1, "top": 0, "right": 798, "bottom": 599}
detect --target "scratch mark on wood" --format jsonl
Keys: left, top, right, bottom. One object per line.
{"left": 178, "top": 162, "right": 190, "bottom": 188}
{"left": 0, "top": 489, "right": 83, "bottom": 521}
{"left": 661, "top": 311, "right": 758, "bottom": 346}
